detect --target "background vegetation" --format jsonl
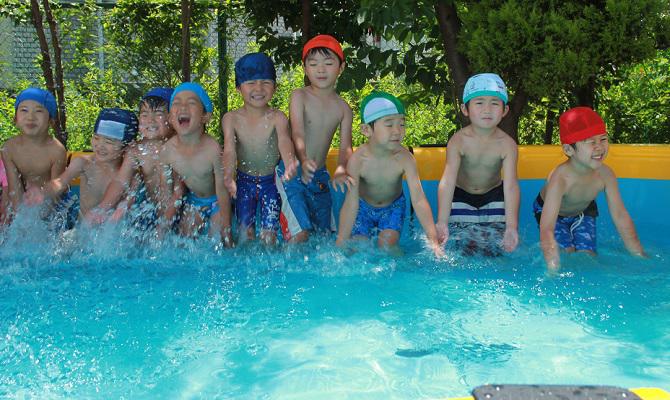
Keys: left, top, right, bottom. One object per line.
{"left": 0, "top": 0, "right": 668, "bottom": 151}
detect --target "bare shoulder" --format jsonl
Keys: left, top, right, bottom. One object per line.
{"left": 271, "top": 108, "right": 289, "bottom": 124}
{"left": 201, "top": 135, "right": 222, "bottom": 153}
{"left": 395, "top": 147, "right": 417, "bottom": 167}
{"left": 336, "top": 95, "right": 352, "bottom": 113}
{"left": 289, "top": 87, "right": 307, "bottom": 103}
{"left": 2, "top": 136, "right": 21, "bottom": 153}
{"left": 597, "top": 163, "right": 617, "bottom": 182}
{"left": 446, "top": 128, "right": 466, "bottom": 149}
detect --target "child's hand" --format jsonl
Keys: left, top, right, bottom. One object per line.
{"left": 331, "top": 171, "right": 355, "bottom": 193}
{"left": 224, "top": 179, "right": 237, "bottom": 200}
{"left": 282, "top": 158, "right": 299, "bottom": 182}
{"left": 221, "top": 226, "right": 234, "bottom": 248}
{"left": 23, "top": 186, "right": 45, "bottom": 206}
{"left": 84, "top": 207, "right": 109, "bottom": 225}
{"left": 109, "top": 201, "right": 128, "bottom": 223}
{"left": 436, "top": 221, "right": 449, "bottom": 245}
{"left": 430, "top": 241, "right": 445, "bottom": 258}
{"left": 502, "top": 228, "right": 519, "bottom": 252}
{"left": 300, "top": 159, "right": 317, "bottom": 184}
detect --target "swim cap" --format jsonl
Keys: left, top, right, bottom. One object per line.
{"left": 302, "top": 34, "right": 344, "bottom": 62}
{"left": 360, "top": 91, "right": 406, "bottom": 124}
{"left": 559, "top": 107, "right": 607, "bottom": 145}
{"left": 94, "top": 108, "right": 139, "bottom": 144}
{"left": 14, "top": 87, "right": 57, "bottom": 119}
{"left": 141, "top": 87, "right": 174, "bottom": 109}
{"left": 170, "top": 82, "right": 213, "bottom": 113}
{"left": 463, "top": 73, "right": 508, "bottom": 104}
{"left": 235, "top": 52, "right": 276, "bottom": 87}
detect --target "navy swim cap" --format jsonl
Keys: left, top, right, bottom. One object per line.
{"left": 141, "top": 87, "right": 174, "bottom": 109}
{"left": 15, "top": 88, "right": 57, "bottom": 119}
{"left": 235, "top": 53, "right": 276, "bottom": 87}
{"left": 94, "top": 108, "right": 139, "bottom": 144}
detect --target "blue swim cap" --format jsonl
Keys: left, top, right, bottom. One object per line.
{"left": 15, "top": 87, "right": 57, "bottom": 119}
{"left": 170, "top": 82, "right": 213, "bottom": 113}
{"left": 235, "top": 52, "right": 276, "bottom": 87}
{"left": 141, "top": 87, "right": 174, "bottom": 109}
{"left": 94, "top": 108, "right": 139, "bottom": 145}
{"left": 463, "top": 73, "right": 508, "bottom": 104}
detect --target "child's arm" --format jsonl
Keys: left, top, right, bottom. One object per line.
{"left": 332, "top": 101, "right": 354, "bottom": 192}
{"left": 25, "top": 157, "right": 86, "bottom": 205}
{"left": 335, "top": 153, "right": 361, "bottom": 246}
{"left": 87, "top": 149, "right": 137, "bottom": 224}
{"left": 212, "top": 148, "right": 233, "bottom": 247}
{"left": 538, "top": 174, "right": 567, "bottom": 271}
{"left": 436, "top": 138, "right": 462, "bottom": 244}
{"left": 50, "top": 145, "right": 67, "bottom": 179}
{"left": 221, "top": 112, "right": 238, "bottom": 199}
{"left": 275, "top": 111, "right": 298, "bottom": 181}
{"left": 501, "top": 142, "right": 520, "bottom": 251}
{"left": 1, "top": 145, "right": 24, "bottom": 218}
{"left": 601, "top": 166, "right": 645, "bottom": 257}
{"left": 157, "top": 150, "right": 180, "bottom": 232}
{"left": 288, "top": 90, "right": 317, "bottom": 183}
{"left": 403, "top": 154, "right": 443, "bottom": 256}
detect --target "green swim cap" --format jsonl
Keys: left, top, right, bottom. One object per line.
{"left": 360, "top": 91, "right": 406, "bottom": 124}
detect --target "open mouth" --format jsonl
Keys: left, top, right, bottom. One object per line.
{"left": 177, "top": 116, "right": 190, "bottom": 127}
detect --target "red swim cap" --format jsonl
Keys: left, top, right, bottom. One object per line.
{"left": 302, "top": 34, "right": 344, "bottom": 62}
{"left": 559, "top": 107, "right": 607, "bottom": 145}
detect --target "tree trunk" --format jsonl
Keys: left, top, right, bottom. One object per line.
{"left": 301, "top": 0, "right": 312, "bottom": 86}
{"left": 498, "top": 88, "right": 527, "bottom": 143}
{"left": 434, "top": 0, "right": 470, "bottom": 127}
{"left": 543, "top": 106, "right": 556, "bottom": 144}
{"left": 42, "top": 0, "right": 67, "bottom": 147}
{"left": 574, "top": 77, "right": 596, "bottom": 108}
{"left": 181, "top": 0, "right": 192, "bottom": 82}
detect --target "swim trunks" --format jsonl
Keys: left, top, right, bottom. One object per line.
{"left": 449, "top": 183, "right": 506, "bottom": 223}
{"left": 351, "top": 193, "right": 406, "bottom": 237}
{"left": 49, "top": 190, "right": 79, "bottom": 231}
{"left": 533, "top": 193, "right": 598, "bottom": 252}
{"left": 235, "top": 169, "right": 280, "bottom": 231}
{"left": 275, "top": 160, "right": 335, "bottom": 240}
{"left": 185, "top": 191, "right": 219, "bottom": 220}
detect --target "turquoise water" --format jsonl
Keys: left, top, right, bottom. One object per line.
{"left": 0, "top": 180, "right": 668, "bottom": 399}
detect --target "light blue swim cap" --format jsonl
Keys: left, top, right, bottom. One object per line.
{"left": 235, "top": 52, "right": 276, "bottom": 87}
{"left": 360, "top": 91, "right": 406, "bottom": 124}
{"left": 170, "top": 82, "right": 213, "bottom": 113}
{"left": 462, "top": 73, "right": 508, "bottom": 104}
{"left": 15, "top": 87, "right": 57, "bottom": 119}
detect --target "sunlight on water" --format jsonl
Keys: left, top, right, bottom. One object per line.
{"left": 0, "top": 204, "right": 668, "bottom": 399}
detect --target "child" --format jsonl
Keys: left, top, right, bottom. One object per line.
{"left": 534, "top": 106, "right": 645, "bottom": 270}
{"left": 276, "top": 34, "right": 354, "bottom": 243}
{"left": 160, "top": 82, "right": 233, "bottom": 245}
{"left": 25, "top": 108, "right": 138, "bottom": 221}
{"left": 336, "top": 92, "right": 441, "bottom": 256}
{"left": 436, "top": 73, "right": 520, "bottom": 254}
{"left": 0, "top": 159, "right": 8, "bottom": 225}
{"left": 222, "top": 53, "right": 298, "bottom": 245}
{"left": 87, "top": 87, "right": 175, "bottom": 228}
{"left": 1, "top": 88, "right": 67, "bottom": 223}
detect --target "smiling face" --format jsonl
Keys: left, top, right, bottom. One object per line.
{"left": 565, "top": 133, "right": 609, "bottom": 169}
{"left": 168, "top": 90, "right": 211, "bottom": 135}
{"left": 303, "top": 49, "right": 344, "bottom": 90}
{"left": 461, "top": 95, "right": 508, "bottom": 130}
{"left": 14, "top": 99, "right": 52, "bottom": 137}
{"left": 237, "top": 79, "right": 276, "bottom": 109}
{"left": 91, "top": 133, "right": 125, "bottom": 163}
{"left": 138, "top": 102, "right": 171, "bottom": 141}
{"left": 364, "top": 114, "right": 406, "bottom": 150}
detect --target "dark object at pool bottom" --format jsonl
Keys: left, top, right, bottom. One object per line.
{"left": 472, "top": 385, "right": 641, "bottom": 400}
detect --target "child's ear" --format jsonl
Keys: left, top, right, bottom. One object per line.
{"left": 502, "top": 104, "right": 510, "bottom": 118}
{"left": 562, "top": 144, "right": 575, "bottom": 157}
{"left": 338, "top": 61, "right": 346, "bottom": 75}
{"left": 460, "top": 103, "right": 469, "bottom": 117}
{"left": 360, "top": 123, "right": 372, "bottom": 138}
{"left": 203, "top": 112, "right": 212, "bottom": 124}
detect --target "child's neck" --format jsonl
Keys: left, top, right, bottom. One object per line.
{"left": 469, "top": 124, "right": 496, "bottom": 137}
{"left": 94, "top": 155, "right": 123, "bottom": 170}
{"left": 306, "top": 84, "right": 335, "bottom": 97}
{"left": 242, "top": 103, "right": 271, "bottom": 117}
{"left": 177, "top": 129, "right": 204, "bottom": 146}
{"left": 22, "top": 131, "right": 50, "bottom": 144}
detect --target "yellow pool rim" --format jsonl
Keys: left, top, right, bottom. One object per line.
{"left": 446, "top": 387, "right": 670, "bottom": 400}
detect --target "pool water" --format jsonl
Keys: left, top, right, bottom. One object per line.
{"left": 0, "top": 179, "right": 668, "bottom": 399}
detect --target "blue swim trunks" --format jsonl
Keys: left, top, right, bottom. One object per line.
{"left": 235, "top": 169, "right": 280, "bottom": 231}
{"left": 533, "top": 193, "right": 598, "bottom": 252}
{"left": 351, "top": 193, "right": 406, "bottom": 237}
{"left": 275, "top": 160, "right": 335, "bottom": 240}
{"left": 49, "top": 190, "right": 79, "bottom": 231}
{"left": 185, "top": 191, "right": 219, "bottom": 219}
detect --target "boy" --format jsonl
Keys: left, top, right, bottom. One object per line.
{"left": 222, "top": 53, "right": 298, "bottom": 245}
{"left": 2, "top": 88, "right": 67, "bottom": 223}
{"left": 436, "top": 73, "right": 519, "bottom": 254}
{"left": 534, "top": 106, "right": 645, "bottom": 270}
{"left": 336, "top": 92, "right": 441, "bottom": 256}
{"left": 25, "top": 108, "right": 138, "bottom": 221}
{"left": 276, "top": 34, "right": 354, "bottom": 243}
{"left": 160, "top": 82, "right": 233, "bottom": 245}
{"left": 87, "top": 87, "right": 175, "bottom": 228}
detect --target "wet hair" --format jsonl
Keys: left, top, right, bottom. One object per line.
{"left": 304, "top": 47, "right": 343, "bottom": 65}
{"left": 140, "top": 96, "right": 169, "bottom": 112}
